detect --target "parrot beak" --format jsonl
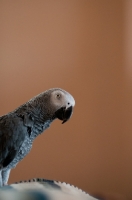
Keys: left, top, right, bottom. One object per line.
{"left": 55, "top": 106, "right": 73, "bottom": 124}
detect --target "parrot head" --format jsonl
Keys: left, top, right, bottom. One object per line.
{"left": 50, "top": 89, "right": 75, "bottom": 124}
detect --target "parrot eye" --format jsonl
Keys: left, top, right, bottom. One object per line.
{"left": 56, "top": 93, "right": 61, "bottom": 99}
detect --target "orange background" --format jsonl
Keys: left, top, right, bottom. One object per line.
{"left": 0, "top": 1, "right": 132, "bottom": 199}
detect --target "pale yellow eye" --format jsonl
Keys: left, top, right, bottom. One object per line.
{"left": 56, "top": 93, "right": 61, "bottom": 99}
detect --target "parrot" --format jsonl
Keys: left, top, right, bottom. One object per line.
{"left": 0, "top": 88, "right": 75, "bottom": 187}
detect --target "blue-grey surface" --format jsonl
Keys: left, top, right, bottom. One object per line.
{"left": 0, "top": 189, "right": 49, "bottom": 200}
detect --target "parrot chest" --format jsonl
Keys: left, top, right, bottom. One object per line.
{"left": 4, "top": 119, "right": 52, "bottom": 170}
{"left": 5, "top": 135, "right": 33, "bottom": 170}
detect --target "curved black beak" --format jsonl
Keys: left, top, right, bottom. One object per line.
{"left": 55, "top": 106, "right": 73, "bottom": 124}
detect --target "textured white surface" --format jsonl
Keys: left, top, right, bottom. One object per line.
{"left": 9, "top": 179, "right": 98, "bottom": 200}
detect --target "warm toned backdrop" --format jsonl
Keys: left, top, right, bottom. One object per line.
{"left": 0, "top": 1, "right": 132, "bottom": 199}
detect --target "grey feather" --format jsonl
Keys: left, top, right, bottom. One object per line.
{"left": 0, "top": 88, "right": 75, "bottom": 186}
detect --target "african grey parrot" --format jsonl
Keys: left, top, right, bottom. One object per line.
{"left": 0, "top": 88, "right": 75, "bottom": 186}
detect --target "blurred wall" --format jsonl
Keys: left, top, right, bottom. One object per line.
{"left": 0, "top": 0, "right": 131, "bottom": 199}
{"left": 123, "top": 0, "right": 132, "bottom": 199}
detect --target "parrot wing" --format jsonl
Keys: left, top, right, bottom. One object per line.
{"left": 0, "top": 115, "right": 27, "bottom": 168}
